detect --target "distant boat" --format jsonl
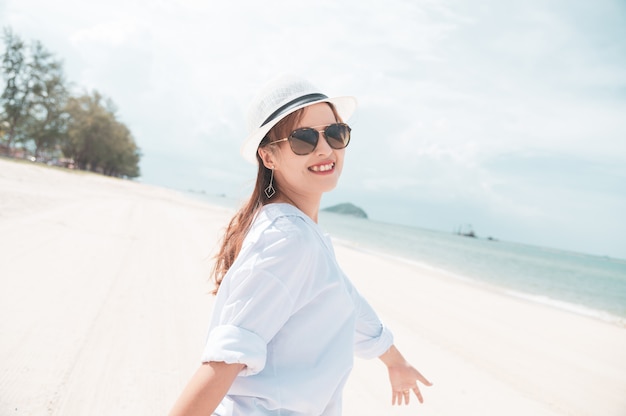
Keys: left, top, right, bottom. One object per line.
{"left": 456, "top": 224, "right": 477, "bottom": 238}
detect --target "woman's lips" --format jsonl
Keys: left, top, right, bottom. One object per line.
{"left": 308, "top": 162, "right": 335, "bottom": 173}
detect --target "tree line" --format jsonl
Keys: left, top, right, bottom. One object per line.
{"left": 0, "top": 27, "right": 141, "bottom": 178}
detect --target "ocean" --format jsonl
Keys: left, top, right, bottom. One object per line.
{"left": 319, "top": 211, "right": 626, "bottom": 325}
{"left": 195, "top": 193, "right": 626, "bottom": 325}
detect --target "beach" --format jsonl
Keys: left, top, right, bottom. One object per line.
{"left": 1, "top": 158, "right": 625, "bottom": 416}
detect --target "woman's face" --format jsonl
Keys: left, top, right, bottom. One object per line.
{"left": 269, "top": 103, "right": 345, "bottom": 200}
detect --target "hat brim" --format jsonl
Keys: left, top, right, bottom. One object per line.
{"left": 241, "top": 96, "right": 357, "bottom": 164}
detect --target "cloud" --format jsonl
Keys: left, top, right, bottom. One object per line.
{"left": 70, "top": 19, "right": 142, "bottom": 47}
{"left": 2, "top": 0, "right": 625, "bottom": 257}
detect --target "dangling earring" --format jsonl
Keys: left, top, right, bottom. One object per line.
{"left": 264, "top": 168, "right": 276, "bottom": 199}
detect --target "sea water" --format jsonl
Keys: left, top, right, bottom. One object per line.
{"left": 319, "top": 211, "right": 626, "bottom": 325}
{"left": 194, "top": 193, "right": 626, "bottom": 325}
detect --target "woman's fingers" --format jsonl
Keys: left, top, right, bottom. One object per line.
{"left": 413, "top": 385, "right": 423, "bottom": 403}
{"left": 392, "top": 389, "right": 413, "bottom": 405}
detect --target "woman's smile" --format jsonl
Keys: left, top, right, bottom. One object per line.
{"left": 308, "top": 161, "right": 336, "bottom": 173}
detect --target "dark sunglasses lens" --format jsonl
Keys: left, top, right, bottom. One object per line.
{"left": 325, "top": 123, "right": 351, "bottom": 149}
{"left": 289, "top": 128, "right": 318, "bottom": 155}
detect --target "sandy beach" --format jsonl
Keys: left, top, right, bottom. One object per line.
{"left": 1, "top": 157, "right": 625, "bottom": 416}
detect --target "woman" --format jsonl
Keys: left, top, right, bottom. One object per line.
{"left": 169, "top": 75, "right": 431, "bottom": 415}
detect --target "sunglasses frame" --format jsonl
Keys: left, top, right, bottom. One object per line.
{"left": 271, "top": 123, "right": 351, "bottom": 155}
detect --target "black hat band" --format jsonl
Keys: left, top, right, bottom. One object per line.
{"left": 260, "top": 93, "right": 328, "bottom": 127}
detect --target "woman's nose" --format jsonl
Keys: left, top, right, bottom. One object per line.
{"left": 315, "top": 132, "right": 333, "bottom": 156}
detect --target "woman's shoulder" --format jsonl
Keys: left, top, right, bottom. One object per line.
{"left": 254, "top": 203, "right": 315, "bottom": 236}
{"left": 246, "top": 203, "right": 323, "bottom": 249}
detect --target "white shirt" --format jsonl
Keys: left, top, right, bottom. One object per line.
{"left": 202, "top": 203, "right": 393, "bottom": 415}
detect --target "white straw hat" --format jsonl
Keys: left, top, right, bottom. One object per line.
{"left": 241, "top": 75, "right": 357, "bottom": 164}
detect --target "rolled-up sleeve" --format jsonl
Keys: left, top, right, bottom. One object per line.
{"left": 201, "top": 325, "right": 267, "bottom": 376}
{"left": 352, "top": 291, "right": 394, "bottom": 359}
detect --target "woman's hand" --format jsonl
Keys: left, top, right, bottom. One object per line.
{"left": 387, "top": 360, "right": 431, "bottom": 405}
{"left": 379, "top": 345, "right": 432, "bottom": 406}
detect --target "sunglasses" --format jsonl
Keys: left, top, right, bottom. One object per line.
{"left": 271, "top": 123, "right": 351, "bottom": 155}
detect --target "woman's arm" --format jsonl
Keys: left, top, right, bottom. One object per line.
{"left": 168, "top": 361, "right": 245, "bottom": 416}
{"left": 379, "top": 345, "right": 432, "bottom": 406}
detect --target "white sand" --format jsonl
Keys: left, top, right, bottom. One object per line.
{"left": 1, "top": 158, "right": 625, "bottom": 416}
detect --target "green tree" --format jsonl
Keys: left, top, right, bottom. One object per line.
{"left": 101, "top": 121, "right": 141, "bottom": 177}
{"left": 25, "top": 40, "right": 69, "bottom": 157}
{"left": 0, "top": 27, "right": 29, "bottom": 154}
{"left": 1, "top": 28, "right": 69, "bottom": 157}
{"left": 63, "top": 91, "right": 141, "bottom": 178}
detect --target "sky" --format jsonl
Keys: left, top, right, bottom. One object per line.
{"left": 1, "top": 0, "right": 625, "bottom": 259}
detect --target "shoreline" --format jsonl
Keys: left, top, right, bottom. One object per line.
{"left": 332, "top": 236, "right": 626, "bottom": 328}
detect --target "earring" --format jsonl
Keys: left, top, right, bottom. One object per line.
{"left": 264, "top": 168, "right": 276, "bottom": 199}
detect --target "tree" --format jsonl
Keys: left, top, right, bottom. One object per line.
{"left": 25, "top": 40, "right": 69, "bottom": 157}
{"left": 63, "top": 91, "right": 141, "bottom": 178}
{"left": 101, "top": 121, "right": 141, "bottom": 177}
{"left": 1, "top": 28, "right": 69, "bottom": 157}
{"left": 0, "top": 27, "right": 29, "bottom": 155}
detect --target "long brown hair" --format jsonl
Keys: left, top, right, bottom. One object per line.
{"left": 210, "top": 103, "right": 341, "bottom": 294}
